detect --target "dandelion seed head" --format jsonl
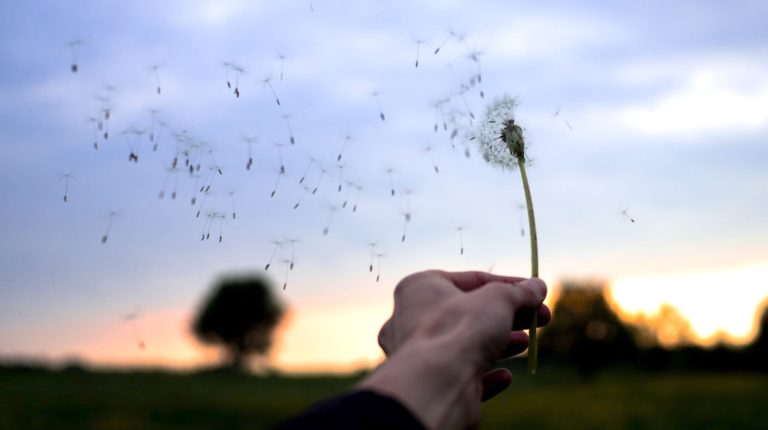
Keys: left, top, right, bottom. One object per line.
{"left": 475, "top": 95, "right": 528, "bottom": 170}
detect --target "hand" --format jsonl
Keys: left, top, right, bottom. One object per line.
{"left": 360, "top": 270, "right": 550, "bottom": 430}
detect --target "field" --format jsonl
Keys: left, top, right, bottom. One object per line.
{"left": 1, "top": 366, "right": 767, "bottom": 430}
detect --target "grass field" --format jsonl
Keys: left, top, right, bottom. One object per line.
{"left": 1, "top": 365, "right": 766, "bottom": 429}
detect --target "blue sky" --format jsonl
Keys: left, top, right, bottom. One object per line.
{"left": 1, "top": 0, "right": 767, "bottom": 370}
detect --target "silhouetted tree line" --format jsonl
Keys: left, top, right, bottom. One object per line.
{"left": 538, "top": 280, "right": 768, "bottom": 375}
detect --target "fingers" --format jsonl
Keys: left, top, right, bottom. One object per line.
{"left": 512, "top": 304, "right": 551, "bottom": 330}
{"left": 477, "top": 278, "right": 547, "bottom": 314}
{"left": 481, "top": 368, "right": 512, "bottom": 401}
{"left": 499, "top": 331, "right": 529, "bottom": 359}
{"left": 435, "top": 270, "right": 526, "bottom": 292}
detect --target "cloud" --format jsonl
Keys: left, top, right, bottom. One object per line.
{"left": 618, "top": 65, "right": 768, "bottom": 135}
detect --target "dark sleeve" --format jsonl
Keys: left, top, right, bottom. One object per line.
{"left": 272, "top": 389, "right": 427, "bottom": 430}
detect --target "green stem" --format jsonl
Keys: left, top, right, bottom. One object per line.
{"left": 517, "top": 157, "right": 539, "bottom": 375}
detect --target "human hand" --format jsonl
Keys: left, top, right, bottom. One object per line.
{"left": 360, "top": 270, "right": 550, "bottom": 430}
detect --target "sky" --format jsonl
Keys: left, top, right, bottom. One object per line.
{"left": 0, "top": 0, "right": 767, "bottom": 372}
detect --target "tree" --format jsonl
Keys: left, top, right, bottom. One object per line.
{"left": 538, "top": 280, "right": 640, "bottom": 374}
{"left": 192, "top": 274, "right": 284, "bottom": 371}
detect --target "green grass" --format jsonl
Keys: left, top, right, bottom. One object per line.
{"left": 1, "top": 367, "right": 766, "bottom": 430}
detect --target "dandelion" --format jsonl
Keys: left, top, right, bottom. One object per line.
{"left": 474, "top": 95, "right": 541, "bottom": 375}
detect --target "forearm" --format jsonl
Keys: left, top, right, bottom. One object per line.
{"left": 359, "top": 338, "right": 479, "bottom": 430}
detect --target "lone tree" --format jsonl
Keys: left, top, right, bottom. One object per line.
{"left": 192, "top": 274, "right": 284, "bottom": 371}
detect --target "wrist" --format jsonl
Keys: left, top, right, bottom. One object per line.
{"left": 359, "top": 338, "right": 478, "bottom": 430}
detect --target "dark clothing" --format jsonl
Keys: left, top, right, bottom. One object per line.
{"left": 273, "top": 390, "right": 427, "bottom": 430}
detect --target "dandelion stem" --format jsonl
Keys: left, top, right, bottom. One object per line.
{"left": 517, "top": 156, "right": 539, "bottom": 375}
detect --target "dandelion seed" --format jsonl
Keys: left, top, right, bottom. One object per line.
{"left": 299, "top": 156, "right": 316, "bottom": 184}
{"left": 366, "top": 241, "right": 377, "bottom": 272}
{"left": 150, "top": 65, "right": 162, "bottom": 95}
{"left": 195, "top": 189, "right": 212, "bottom": 219}
{"left": 311, "top": 166, "right": 327, "bottom": 194}
{"left": 412, "top": 37, "right": 424, "bottom": 68}
{"left": 341, "top": 180, "right": 355, "bottom": 208}
{"left": 467, "top": 50, "right": 484, "bottom": 96}
{"left": 372, "top": 91, "right": 386, "bottom": 121}
{"left": 278, "top": 54, "right": 286, "bottom": 81}
{"left": 158, "top": 166, "right": 179, "bottom": 200}
{"left": 432, "top": 98, "right": 449, "bottom": 133}
{"left": 351, "top": 184, "right": 363, "bottom": 212}
{"left": 459, "top": 84, "right": 476, "bottom": 121}
{"left": 200, "top": 211, "right": 216, "bottom": 241}
{"left": 281, "top": 258, "right": 292, "bottom": 289}
{"left": 433, "top": 32, "right": 452, "bottom": 55}
{"left": 123, "top": 310, "right": 147, "bottom": 351}
{"left": 243, "top": 135, "right": 258, "bottom": 171}
{"left": 57, "top": 171, "right": 75, "bottom": 202}
{"left": 375, "top": 252, "right": 385, "bottom": 282}
{"left": 274, "top": 143, "right": 286, "bottom": 174}
{"left": 337, "top": 134, "right": 352, "bottom": 162}
{"left": 516, "top": 203, "right": 526, "bottom": 236}
{"left": 285, "top": 237, "right": 299, "bottom": 270}
{"left": 424, "top": 145, "right": 440, "bottom": 174}
{"left": 101, "top": 210, "right": 120, "bottom": 244}
{"left": 230, "top": 63, "right": 245, "bottom": 98}
{"left": 87, "top": 116, "right": 100, "bottom": 149}
{"left": 322, "top": 205, "right": 338, "bottom": 236}
{"left": 621, "top": 207, "right": 636, "bottom": 223}
{"left": 145, "top": 108, "right": 159, "bottom": 148}
{"left": 270, "top": 169, "right": 285, "bottom": 197}
{"left": 216, "top": 212, "right": 227, "bottom": 242}
{"left": 68, "top": 39, "right": 83, "bottom": 73}
{"left": 386, "top": 168, "right": 397, "bottom": 196}
{"left": 122, "top": 127, "right": 146, "bottom": 163}
{"left": 222, "top": 61, "right": 233, "bottom": 89}
{"left": 265, "top": 239, "right": 284, "bottom": 271}
{"left": 228, "top": 191, "right": 237, "bottom": 219}
{"left": 336, "top": 164, "right": 345, "bottom": 192}
{"left": 293, "top": 185, "right": 312, "bottom": 209}
{"left": 262, "top": 76, "right": 281, "bottom": 106}
{"left": 456, "top": 224, "right": 468, "bottom": 255}
{"left": 282, "top": 114, "right": 296, "bottom": 145}
{"left": 553, "top": 105, "right": 573, "bottom": 130}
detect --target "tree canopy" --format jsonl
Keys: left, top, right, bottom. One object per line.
{"left": 192, "top": 274, "right": 284, "bottom": 371}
